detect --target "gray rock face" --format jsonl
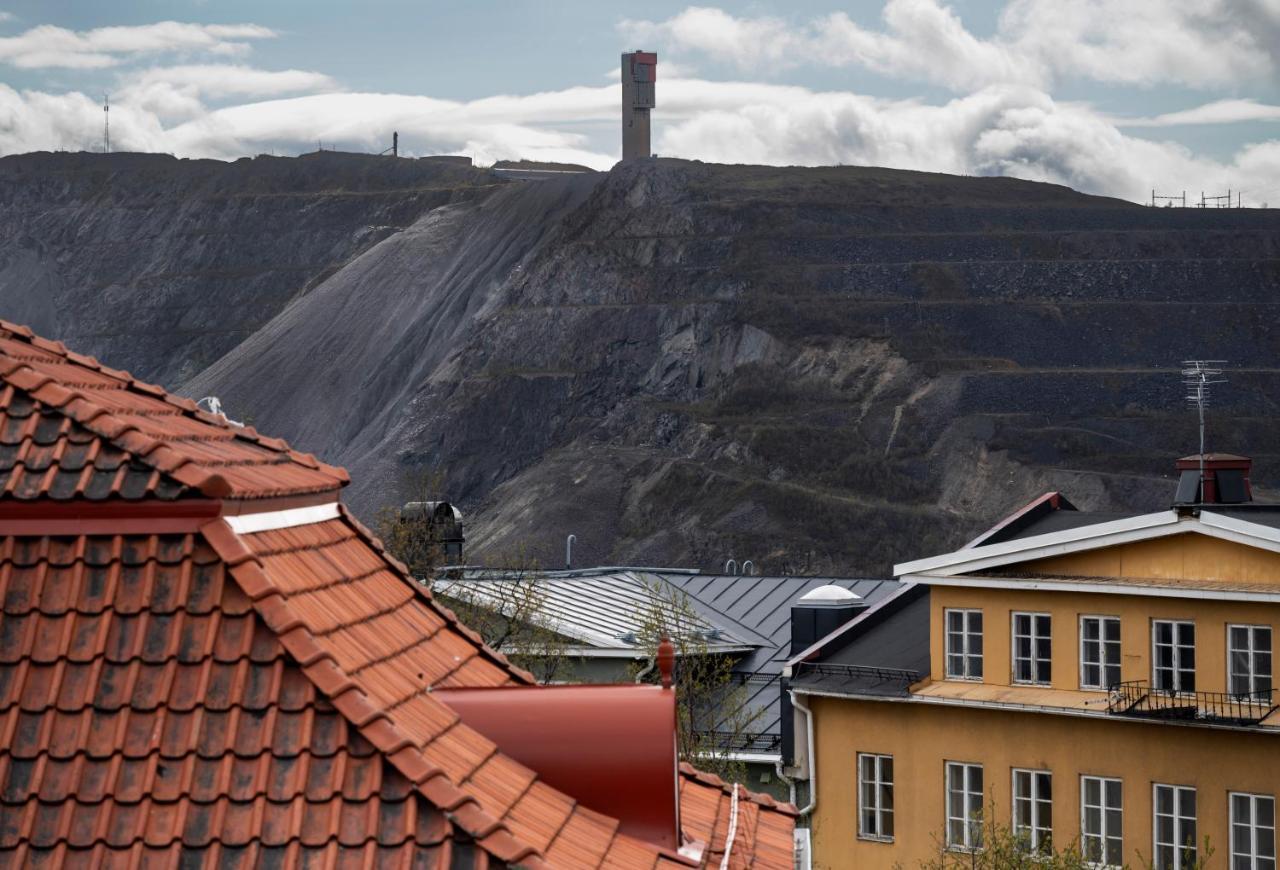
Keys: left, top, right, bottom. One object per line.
{"left": 7, "top": 153, "right": 1280, "bottom": 575}
{"left": 0, "top": 150, "right": 501, "bottom": 385}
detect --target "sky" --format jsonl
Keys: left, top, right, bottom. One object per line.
{"left": 0, "top": 0, "right": 1278, "bottom": 204}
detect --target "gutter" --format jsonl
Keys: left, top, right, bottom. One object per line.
{"left": 791, "top": 689, "right": 817, "bottom": 817}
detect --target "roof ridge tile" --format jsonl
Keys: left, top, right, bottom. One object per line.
{"left": 202, "top": 516, "right": 562, "bottom": 868}
{"left": 336, "top": 506, "right": 538, "bottom": 686}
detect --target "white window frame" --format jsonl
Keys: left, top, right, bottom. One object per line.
{"left": 1080, "top": 775, "right": 1123, "bottom": 868}
{"left": 946, "top": 761, "right": 984, "bottom": 852}
{"left": 1012, "top": 768, "right": 1053, "bottom": 853}
{"left": 1228, "top": 624, "right": 1273, "bottom": 697}
{"left": 1231, "top": 791, "right": 1276, "bottom": 870}
{"left": 1152, "top": 620, "right": 1196, "bottom": 693}
{"left": 857, "top": 752, "right": 894, "bottom": 842}
{"left": 1153, "top": 783, "right": 1197, "bottom": 870}
{"left": 1012, "top": 612, "right": 1052, "bottom": 686}
{"left": 1080, "top": 615, "right": 1122, "bottom": 691}
{"left": 945, "top": 608, "right": 984, "bottom": 681}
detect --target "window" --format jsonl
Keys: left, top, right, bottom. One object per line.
{"left": 946, "top": 609, "right": 983, "bottom": 680}
{"left": 858, "top": 753, "right": 894, "bottom": 841}
{"left": 1081, "top": 616, "right": 1122, "bottom": 690}
{"left": 946, "top": 762, "right": 983, "bottom": 851}
{"left": 1153, "top": 784, "right": 1197, "bottom": 870}
{"left": 1153, "top": 620, "right": 1195, "bottom": 693}
{"left": 1012, "top": 769, "right": 1052, "bottom": 853}
{"left": 1013, "top": 613, "right": 1052, "bottom": 685}
{"left": 1229, "top": 625, "right": 1273, "bottom": 696}
{"left": 1232, "top": 792, "right": 1276, "bottom": 870}
{"left": 1081, "top": 776, "right": 1123, "bottom": 867}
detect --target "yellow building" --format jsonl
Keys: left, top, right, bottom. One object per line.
{"left": 786, "top": 456, "right": 1280, "bottom": 870}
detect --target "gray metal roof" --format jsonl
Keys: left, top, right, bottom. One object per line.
{"left": 435, "top": 569, "right": 760, "bottom": 653}
{"left": 437, "top": 566, "right": 899, "bottom": 759}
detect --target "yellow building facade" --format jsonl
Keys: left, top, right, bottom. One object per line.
{"left": 789, "top": 491, "right": 1280, "bottom": 870}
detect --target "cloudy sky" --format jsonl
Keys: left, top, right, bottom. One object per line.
{"left": 1, "top": 0, "right": 1278, "bottom": 203}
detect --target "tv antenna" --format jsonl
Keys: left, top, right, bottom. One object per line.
{"left": 103, "top": 94, "right": 110, "bottom": 154}
{"left": 1182, "top": 360, "right": 1227, "bottom": 495}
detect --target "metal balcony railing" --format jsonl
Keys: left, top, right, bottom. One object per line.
{"left": 1106, "top": 680, "right": 1278, "bottom": 725}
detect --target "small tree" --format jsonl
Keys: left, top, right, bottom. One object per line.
{"left": 916, "top": 799, "right": 1214, "bottom": 870}
{"left": 631, "top": 579, "right": 763, "bottom": 783}
{"left": 433, "top": 547, "right": 572, "bottom": 684}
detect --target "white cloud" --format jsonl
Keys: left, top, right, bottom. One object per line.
{"left": 0, "top": 21, "right": 276, "bottom": 69}
{"left": 622, "top": 0, "right": 1280, "bottom": 91}
{"left": 117, "top": 64, "right": 338, "bottom": 120}
{"left": 3, "top": 72, "right": 1278, "bottom": 206}
{"left": 1120, "top": 99, "right": 1280, "bottom": 127}
{"left": 622, "top": 7, "right": 800, "bottom": 70}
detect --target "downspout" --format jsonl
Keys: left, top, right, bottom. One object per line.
{"left": 791, "top": 689, "right": 817, "bottom": 816}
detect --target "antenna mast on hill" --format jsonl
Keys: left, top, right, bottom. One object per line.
{"left": 1182, "top": 360, "right": 1227, "bottom": 494}
{"left": 103, "top": 94, "right": 110, "bottom": 154}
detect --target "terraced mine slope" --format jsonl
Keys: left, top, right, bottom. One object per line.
{"left": 7, "top": 153, "right": 1280, "bottom": 574}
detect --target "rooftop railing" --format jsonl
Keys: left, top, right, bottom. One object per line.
{"left": 1106, "top": 680, "right": 1278, "bottom": 725}
{"left": 790, "top": 662, "right": 921, "bottom": 695}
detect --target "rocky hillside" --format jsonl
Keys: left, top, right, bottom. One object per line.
{"left": 0, "top": 150, "right": 502, "bottom": 386}
{"left": 6, "top": 152, "right": 1280, "bottom": 575}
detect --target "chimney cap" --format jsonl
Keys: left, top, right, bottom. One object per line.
{"left": 798, "top": 584, "right": 862, "bottom": 606}
{"left": 1177, "top": 453, "right": 1250, "bottom": 464}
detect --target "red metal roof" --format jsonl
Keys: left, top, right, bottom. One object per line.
{"left": 0, "top": 320, "right": 347, "bottom": 501}
{"left": 434, "top": 685, "right": 681, "bottom": 849}
{"left": 0, "top": 319, "right": 797, "bottom": 868}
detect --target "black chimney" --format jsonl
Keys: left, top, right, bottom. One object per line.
{"left": 1173, "top": 454, "right": 1252, "bottom": 505}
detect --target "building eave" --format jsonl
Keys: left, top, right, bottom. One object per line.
{"left": 904, "top": 572, "right": 1280, "bottom": 603}
{"left": 894, "top": 509, "right": 1280, "bottom": 578}
{"left": 789, "top": 686, "right": 1280, "bottom": 735}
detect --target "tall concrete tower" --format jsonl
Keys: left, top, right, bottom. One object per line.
{"left": 621, "top": 51, "right": 656, "bottom": 160}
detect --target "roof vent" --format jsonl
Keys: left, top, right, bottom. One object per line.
{"left": 790, "top": 585, "right": 866, "bottom": 655}
{"left": 1173, "top": 454, "right": 1252, "bottom": 505}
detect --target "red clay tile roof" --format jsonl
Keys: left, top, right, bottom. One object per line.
{"left": 0, "top": 320, "right": 347, "bottom": 500}
{"left": 677, "top": 764, "right": 797, "bottom": 870}
{"left": 0, "top": 318, "right": 797, "bottom": 868}
{"left": 206, "top": 508, "right": 704, "bottom": 868}
{"left": 0, "top": 531, "right": 502, "bottom": 866}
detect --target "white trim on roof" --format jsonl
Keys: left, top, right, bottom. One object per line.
{"left": 905, "top": 572, "right": 1280, "bottom": 604}
{"left": 893, "top": 510, "right": 1280, "bottom": 579}
{"left": 224, "top": 501, "right": 341, "bottom": 534}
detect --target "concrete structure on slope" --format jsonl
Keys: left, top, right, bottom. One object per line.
{"left": 0, "top": 318, "right": 797, "bottom": 869}
{"left": 621, "top": 51, "right": 656, "bottom": 160}
{"left": 786, "top": 453, "right": 1280, "bottom": 869}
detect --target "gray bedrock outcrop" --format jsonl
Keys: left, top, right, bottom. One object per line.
{"left": 0, "top": 150, "right": 502, "bottom": 386}
{"left": 10, "top": 152, "right": 1280, "bottom": 574}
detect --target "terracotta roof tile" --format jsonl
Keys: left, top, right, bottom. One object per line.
{"left": 0, "top": 320, "right": 347, "bottom": 501}
{"left": 0, "top": 532, "right": 505, "bottom": 867}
